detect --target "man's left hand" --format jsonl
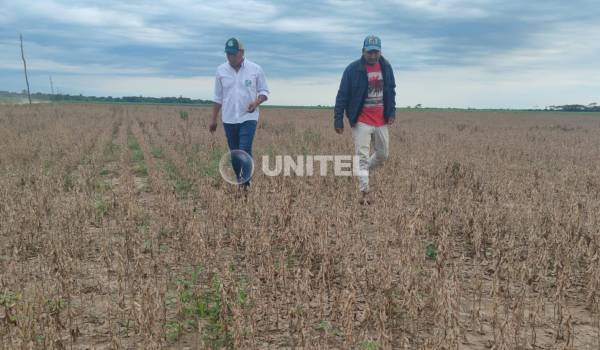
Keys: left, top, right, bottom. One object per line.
{"left": 388, "top": 117, "right": 395, "bottom": 125}
{"left": 247, "top": 101, "right": 259, "bottom": 113}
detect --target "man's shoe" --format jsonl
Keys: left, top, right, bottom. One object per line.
{"left": 359, "top": 191, "right": 373, "bottom": 205}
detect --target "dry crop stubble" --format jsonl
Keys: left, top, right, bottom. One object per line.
{"left": 1, "top": 104, "right": 600, "bottom": 349}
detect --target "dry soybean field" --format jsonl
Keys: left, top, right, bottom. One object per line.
{"left": 1, "top": 104, "right": 600, "bottom": 349}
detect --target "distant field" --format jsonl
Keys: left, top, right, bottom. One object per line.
{"left": 1, "top": 104, "right": 599, "bottom": 349}
{"left": 0, "top": 97, "right": 30, "bottom": 104}
{"left": 0, "top": 95, "right": 47, "bottom": 105}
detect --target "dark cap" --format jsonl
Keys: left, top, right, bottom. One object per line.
{"left": 225, "top": 37, "right": 244, "bottom": 54}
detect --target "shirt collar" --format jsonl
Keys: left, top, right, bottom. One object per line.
{"left": 360, "top": 56, "right": 384, "bottom": 70}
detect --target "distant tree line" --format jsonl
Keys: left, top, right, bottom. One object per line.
{"left": 38, "top": 92, "right": 212, "bottom": 104}
{"left": 0, "top": 90, "right": 212, "bottom": 105}
{"left": 1, "top": 90, "right": 598, "bottom": 110}
{"left": 546, "top": 103, "right": 600, "bottom": 112}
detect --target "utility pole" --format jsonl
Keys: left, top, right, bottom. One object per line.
{"left": 49, "top": 75, "right": 55, "bottom": 102}
{"left": 20, "top": 33, "right": 32, "bottom": 104}
{"left": 49, "top": 75, "right": 55, "bottom": 95}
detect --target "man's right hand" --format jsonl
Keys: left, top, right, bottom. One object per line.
{"left": 335, "top": 128, "right": 344, "bottom": 134}
{"left": 209, "top": 121, "right": 217, "bottom": 133}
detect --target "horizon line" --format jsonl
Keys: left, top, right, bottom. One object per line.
{"left": 1, "top": 90, "right": 598, "bottom": 111}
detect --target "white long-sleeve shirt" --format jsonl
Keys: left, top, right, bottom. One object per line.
{"left": 213, "top": 58, "right": 270, "bottom": 124}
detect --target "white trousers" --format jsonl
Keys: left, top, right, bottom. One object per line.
{"left": 351, "top": 122, "right": 389, "bottom": 193}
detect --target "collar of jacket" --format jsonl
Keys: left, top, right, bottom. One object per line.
{"left": 358, "top": 56, "right": 390, "bottom": 71}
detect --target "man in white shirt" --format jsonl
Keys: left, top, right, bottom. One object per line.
{"left": 210, "top": 38, "right": 269, "bottom": 187}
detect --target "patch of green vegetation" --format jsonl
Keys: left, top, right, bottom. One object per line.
{"left": 163, "top": 161, "right": 178, "bottom": 179}
{"left": 179, "top": 110, "right": 189, "bottom": 121}
{"left": 361, "top": 340, "right": 381, "bottom": 350}
{"left": 202, "top": 147, "right": 226, "bottom": 178}
{"left": 133, "top": 163, "right": 148, "bottom": 177}
{"left": 237, "top": 284, "right": 248, "bottom": 308}
{"left": 158, "top": 227, "right": 173, "bottom": 240}
{"left": 0, "top": 291, "right": 20, "bottom": 324}
{"left": 185, "top": 145, "right": 225, "bottom": 180}
{"left": 426, "top": 241, "right": 438, "bottom": 260}
{"left": 163, "top": 160, "right": 193, "bottom": 196}
{"left": 315, "top": 320, "right": 332, "bottom": 332}
{"left": 165, "top": 321, "right": 183, "bottom": 342}
{"left": 151, "top": 146, "right": 163, "bottom": 159}
{"left": 0, "top": 291, "right": 21, "bottom": 308}
{"left": 94, "top": 197, "right": 110, "bottom": 219}
{"left": 167, "top": 269, "right": 242, "bottom": 348}
{"left": 300, "top": 128, "right": 322, "bottom": 155}
{"left": 63, "top": 173, "right": 75, "bottom": 192}
{"left": 195, "top": 275, "right": 233, "bottom": 348}
{"left": 94, "top": 178, "right": 112, "bottom": 193}
{"left": 127, "top": 134, "right": 141, "bottom": 151}
{"left": 302, "top": 128, "right": 321, "bottom": 145}
{"left": 190, "top": 143, "right": 202, "bottom": 154}
{"left": 174, "top": 144, "right": 186, "bottom": 155}
{"left": 127, "top": 132, "right": 149, "bottom": 178}
{"left": 136, "top": 213, "right": 151, "bottom": 232}
{"left": 132, "top": 149, "right": 145, "bottom": 163}
{"left": 45, "top": 297, "right": 65, "bottom": 315}
{"left": 175, "top": 178, "right": 193, "bottom": 194}
{"left": 43, "top": 160, "right": 54, "bottom": 173}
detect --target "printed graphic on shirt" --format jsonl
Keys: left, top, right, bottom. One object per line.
{"left": 357, "top": 62, "right": 385, "bottom": 126}
{"left": 364, "top": 69, "right": 383, "bottom": 108}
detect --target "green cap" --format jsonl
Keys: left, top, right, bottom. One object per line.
{"left": 225, "top": 38, "right": 244, "bottom": 54}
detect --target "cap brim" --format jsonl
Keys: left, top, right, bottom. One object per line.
{"left": 364, "top": 46, "right": 381, "bottom": 51}
{"left": 225, "top": 48, "right": 240, "bottom": 54}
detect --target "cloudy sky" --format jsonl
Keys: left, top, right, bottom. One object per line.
{"left": 1, "top": 0, "right": 599, "bottom": 108}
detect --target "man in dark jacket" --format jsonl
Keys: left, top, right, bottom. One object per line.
{"left": 334, "top": 35, "right": 396, "bottom": 204}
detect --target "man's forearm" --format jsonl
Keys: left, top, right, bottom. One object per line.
{"left": 212, "top": 102, "right": 222, "bottom": 122}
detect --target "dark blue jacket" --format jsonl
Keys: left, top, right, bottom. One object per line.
{"left": 334, "top": 56, "right": 396, "bottom": 129}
